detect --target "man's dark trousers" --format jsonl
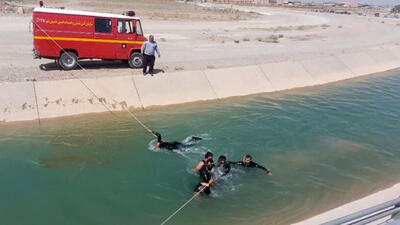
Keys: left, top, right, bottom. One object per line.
{"left": 143, "top": 54, "right": 155, "bottom": 74}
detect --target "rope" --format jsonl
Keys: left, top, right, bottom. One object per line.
{"left": 33, "top": 21, "right": 155, "bottom": 136}
{"left": 160, "top": 166, "right": 223, "bottom": 225}
{"left": 31, "top": 79, "right": 41, "bottom": 125}
{"left": 36, "top": 21, "right": 210, "bottom": 217}
{"left": 126, "top": 109, "right": 152, "bottom": 133}
{"left": 160, "top": 185, "right": 207, "bottom": 225}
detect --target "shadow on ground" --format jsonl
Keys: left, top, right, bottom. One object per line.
{"left": 39, "top": 60, "right": 130, "bottom": 71}
{"left": 39, "top": 60, "right": 166, "bottom": 75}
{"left": 143, "top": 69, "right": 165, "bottom": 76}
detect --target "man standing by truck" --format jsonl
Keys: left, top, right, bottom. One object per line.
{"left": 141, "top": 35, "right": 160, "bottom": 75}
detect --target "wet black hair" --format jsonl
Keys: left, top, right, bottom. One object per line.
{"left": 245, "top": 155, "right": 252, "bottom": 160}
{"left": 205, "top": 152, "right": 213, "bottom": 159}
{"left": 218, "top": 155, "right": 227, "bottom": 163}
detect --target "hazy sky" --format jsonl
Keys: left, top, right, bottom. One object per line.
{"left": 299, "top": 0, "right": 398, "bottom": 7}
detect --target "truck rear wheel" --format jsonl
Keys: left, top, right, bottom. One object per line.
{"left": 59, "top": 52, "right": 78, "bottom": 70}
{"left": 128, "top": 52, "right": 144, "bottom": 68}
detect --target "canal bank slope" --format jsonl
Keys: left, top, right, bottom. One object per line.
{"left": 1, "top": 43, "right": 400, "bottom": 123}
{"left": 293, "top": 183, "right": 400, "bottom": 225}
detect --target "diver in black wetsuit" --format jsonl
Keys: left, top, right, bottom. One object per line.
{"left": 194, "top": 152, "right": 213, "bottom": 173}
{"left": 194, "top": 159, "right": 214, "bottom": 195}
{"left": 231, "top": 155, "right": 273, "bottom": 176}
{"left": 217, "top": 155, "right": 231, "bottom": 176}
{"left": 150, "top": 130, "right": 202, "bottom": 151}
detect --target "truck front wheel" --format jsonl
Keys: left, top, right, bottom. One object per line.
{"left": 128, "top": 52, "right": 144, "bottom": 68}
{"left": 59, "top": 52, "right": 78, "bottom": 70}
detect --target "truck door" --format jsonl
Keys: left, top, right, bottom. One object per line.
{"left": 115, "top": 19, "right": 136, "bottom": 59}
{"left": 93, "top": 18, "right": 115, "bottom": 59}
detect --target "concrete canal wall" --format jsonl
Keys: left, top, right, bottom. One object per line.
{"left": 1, "top": 44, "right": 400, "bottom": 123}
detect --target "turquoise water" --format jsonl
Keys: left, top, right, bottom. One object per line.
{"left": 1, "top": 69, "right": 400, "bottom": 225}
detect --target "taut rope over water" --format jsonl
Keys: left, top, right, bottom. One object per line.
{"left": 160, "top": 185, "right": 207, "bottom": 225}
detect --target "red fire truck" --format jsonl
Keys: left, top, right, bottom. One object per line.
{"left": 32, "top": 7, "right": 147, "bottom": 70}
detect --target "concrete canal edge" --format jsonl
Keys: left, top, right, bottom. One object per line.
{"left": 1, "top": 44, "right": 400, "bottom": 123}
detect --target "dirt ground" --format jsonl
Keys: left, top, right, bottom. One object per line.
{"left": 2, "top": 0, "right": 259, "bottom": 20}
{"left": 1, "top": 1, "right": 400, "bottom": 82}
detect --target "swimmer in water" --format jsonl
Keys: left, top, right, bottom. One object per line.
{"left": 194, "top": 159, "right": 214, "bottom": 195}
{"left": 217, "top": 155, "right": 231, "bottom": 176}
{"left": 149, "top": 130, "right": 202, "bottom": 151}
{"left": 231, "top": 155, "right": 272, "bottom": 176}
{"left": 194, "top": 152, "right": 213, "bottom": 173}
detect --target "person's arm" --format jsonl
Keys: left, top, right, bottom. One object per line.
{"left": 194, "top": 161, "right": 204, "bottom": 172}
{"left": 230, "top": 161, "right": 243, "bottom": 166}
{"left": 141, "top": 42, "right": 146, "bottom": 54}
{"left": 200, "top": 182, "right": 209, "bottom": 187}
{"left": 209, "top": 177, "right": 214, "bottom": 186}
{"left": 150, "top": 131, "right": 162, "bottom": 143}
{"left": 155, "top": 44, "right": 160, "bottom": 57}
{"left": 148, "top": 129, "right": 155, "bottom": 135}
{"left": 200, "top": 177, "right": 214, "bottom": 187}
{"left": 253, "top": 162, "right": 273, "bottom": 176}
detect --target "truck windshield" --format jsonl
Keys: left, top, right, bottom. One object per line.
{"left": 136, "top": 20, "right": 143, "bottom": 36}
{"left": 117, "top": 20, "right": 134, "bottom": 34}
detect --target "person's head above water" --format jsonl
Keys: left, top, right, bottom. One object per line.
{"left": 194, "top": 152, "right": 214, "bottom": 172}
{"left": 205, "top": 159, "right": 214, "bottom": 170}
{"left": 243, "top": 155, "right": 252, "bottom": 165}
{"left": 149, "top": 131, "right": 162, "bottom": 148}
{"left": 218, "top": 155, "right": 227, "bottom": 167}
{"left": 205, "top": 152, "right": 213, "bottom": 162}
{"left": 156, "top": 136, "right": 162, "bottom": 147}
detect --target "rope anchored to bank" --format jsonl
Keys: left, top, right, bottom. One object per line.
{"left": 33, "top": 21, "right": 156, "bottom": 136}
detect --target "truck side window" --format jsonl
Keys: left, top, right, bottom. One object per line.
{"left": 136, "top": 20, "right": 143, "bottom": 36}
{"left": 117, "top": 20, "right": 135, "bottom": 34}
{"left": 95, "top": 18, "right": 112, "bottom": 33}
